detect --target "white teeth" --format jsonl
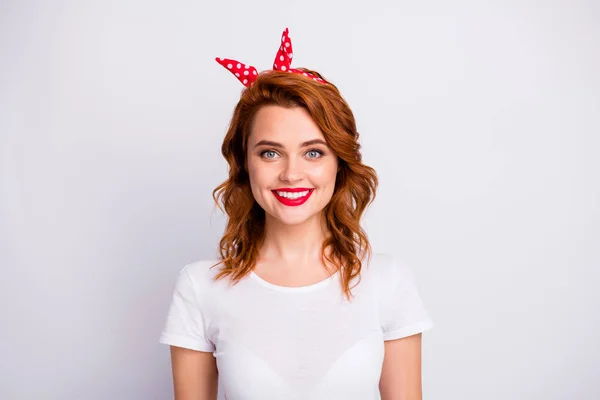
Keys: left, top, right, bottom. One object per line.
{"left": 276, "top": 190, "right": 310, "bottom": 199}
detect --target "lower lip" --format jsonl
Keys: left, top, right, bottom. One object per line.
{"left": 272, "top": 189, "right": 314, "bottom": 206}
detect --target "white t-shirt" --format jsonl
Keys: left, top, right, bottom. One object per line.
{"left": 159, "top": 253, "right": 433, "bottom": 400}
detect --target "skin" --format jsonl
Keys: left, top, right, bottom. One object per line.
{"left": 169, "top": 105, "right": 424, "bottom": 399}
{"left": 380, "top": 333, "right": 424, "bottom": 399}
{"left": 246, "top": 105, "right": 339, "bottom": 285}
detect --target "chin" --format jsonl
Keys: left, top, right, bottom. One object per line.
{"left": 269, "top": 209, "right": 322, "bottom": 227}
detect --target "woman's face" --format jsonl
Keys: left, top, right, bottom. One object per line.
{"left": 246, "top": 105, "right": 338, "bottom": 228}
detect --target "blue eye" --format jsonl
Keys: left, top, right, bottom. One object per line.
{"left": 261, "top": 150, "right": 278, "bottom": 159}
{"left": 306, "top": 149, "right": 324, "bottom": 159}
{"left": 260, "top": 148, "right": 324, "bottom": 160}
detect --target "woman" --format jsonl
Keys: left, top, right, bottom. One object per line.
{"left": 159, "top": 28, "right": 433, "bottom": 400}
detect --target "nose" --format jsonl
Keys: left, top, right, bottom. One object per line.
{"left": 279, "top": 157, "right": 304, "bottom": 183}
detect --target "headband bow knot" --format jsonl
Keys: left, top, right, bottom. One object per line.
{"left": 216, "top": 28, "right": 327, "bottom": 87}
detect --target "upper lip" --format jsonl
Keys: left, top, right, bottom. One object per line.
{"left": 272, "top": 188, "right": 313, "bottom": 192}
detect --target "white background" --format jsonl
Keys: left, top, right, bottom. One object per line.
{"left": 1, "top": 0, "right": 599, "bottom": 399}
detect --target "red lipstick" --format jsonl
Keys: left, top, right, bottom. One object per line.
{"left": 272, "top": 188, "right": 314, "bottom": 207}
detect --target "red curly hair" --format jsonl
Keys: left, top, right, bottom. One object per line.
{"left": 211, "top": 68, "right": 378, "bottom": 299}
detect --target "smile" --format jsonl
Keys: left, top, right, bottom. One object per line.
{"left": 272, "top": 188, "right": 314, "bottom": 206}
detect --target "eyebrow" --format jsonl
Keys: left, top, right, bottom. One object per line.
{"left": 254, "top": 139, "right": 328, "bottom": 148}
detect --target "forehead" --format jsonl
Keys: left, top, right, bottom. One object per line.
{"left": 248, "top": 105, "right": 325, "bottom": 145}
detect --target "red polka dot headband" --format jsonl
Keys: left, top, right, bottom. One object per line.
{"left": 215, "top": 28, "right": 327, "bottom": 87}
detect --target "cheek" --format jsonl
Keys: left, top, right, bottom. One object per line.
{"left": 246, "top": 157, "right": 262, "bottom": 182}
{"left": 246, "top": 159, "right": 260, "bottom": 198}
{"left": 247, "top": 158, "right": 275, "bottom": 188}
{"left": 311, "top": 160, "right": 338, "bottom": 185}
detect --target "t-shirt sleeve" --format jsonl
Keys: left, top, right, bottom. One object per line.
{"left": 379, "top": 258, "right": 434, "bottom": 341}
{"left": 159, "top": 265, "right": 215, "bottom": 352}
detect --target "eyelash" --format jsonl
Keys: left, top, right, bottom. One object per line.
{"left": 260, "top": 148, "right": 325, "bottom": 160}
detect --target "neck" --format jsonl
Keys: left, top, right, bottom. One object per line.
{"left": 260, "top": 213, "right": 330, "bottom": 265}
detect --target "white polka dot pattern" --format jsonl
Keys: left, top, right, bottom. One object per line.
{"left": 215, "top": 28, "right": 327, "bottom": 87}
{"left": 215, "top": 57, "right": 260, "bottom": 87}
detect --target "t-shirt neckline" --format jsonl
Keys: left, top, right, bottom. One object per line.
{"left": 248, "top": 270, "right": 339, "bottom": 293}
